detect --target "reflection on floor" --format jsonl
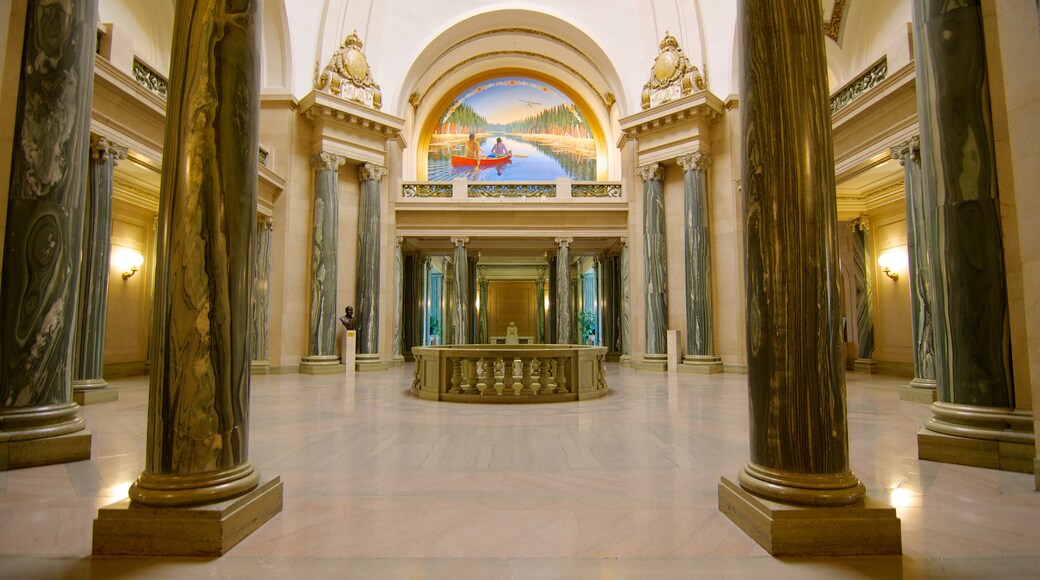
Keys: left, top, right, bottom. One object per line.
{"left": 2, "top": 365, "right": 1039, "bottom": 578}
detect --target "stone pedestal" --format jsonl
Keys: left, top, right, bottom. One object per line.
{"left": 680, "top": 355, "right": 723, "bottom": 374}
{"left": 93, "top": 477, "right": 283, "bottom": 556}
{"left": 901, "top": 378, "right": 938, "bottom": 403}
{"left": 854, "top": 358, "right": 879, "bottom": 374}
{"left": 300, "top": 356, "right": 344, "bottom": 375}
{"left": 343, "top": 331, "right": 357, "bottom": 373}
{"left": 356, "top": 353, "right": 390, "bottom": 371}
{"left": 666, "top": 330, "right": 680, "bottom": 372}
{"left": 0, "top": 430, "right": 92, "bottom": 471}
{"left": 718, "top": 477, "right": 901, "bottom": 556}
{"left": 250, "top": 360, "right": 271, "bottom": 375}
{"left": 73, "top": 385, "right": 119, "bottom": 405}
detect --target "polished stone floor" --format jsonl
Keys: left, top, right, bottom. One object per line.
{"left": 2, "top": 365, "right": 1039, "bottom": 578}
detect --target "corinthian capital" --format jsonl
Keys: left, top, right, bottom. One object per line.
{"left": 677, "top": 151, "right": 711, "bottom": 173}
{"left": 90, "top": 135, "right": 128, "bottom": 166}
{"left": 359, "top": 163, "right": 388, "bottom": 183}
{"left": 311, "top": 151, "right": 345, "bottom": 172}
{"left": 889, "top": 135, "right": 920, "bottom": 167}
{"left": 636, "top": 162, "right": 664, "bottom": 182}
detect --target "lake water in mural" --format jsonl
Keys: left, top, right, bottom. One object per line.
{"left": 426, "top": 77, "right": 598, "bottom": 181}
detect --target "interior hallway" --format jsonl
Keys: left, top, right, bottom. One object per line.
{"left": 2, "top": 366, "right": 1039, "bottom": 578}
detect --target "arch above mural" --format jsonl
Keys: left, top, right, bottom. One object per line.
{"left": 419, "top": 71, "right": 606, "bottom": 182}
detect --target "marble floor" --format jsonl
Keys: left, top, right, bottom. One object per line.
{"left": 2, "top": 365, "right": 1039, "bottom": 579}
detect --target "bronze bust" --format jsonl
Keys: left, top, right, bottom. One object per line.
{"left": 340, "top": 306, "right": 356, "bottom": 330}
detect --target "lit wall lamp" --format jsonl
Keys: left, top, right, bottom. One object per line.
{"left": 113, "top": 247, "right": 145, "bottom": 281}
{"left": 877, "top": 249, "right": 907, "bottom": 282}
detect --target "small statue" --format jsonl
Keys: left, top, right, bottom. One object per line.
{"left": 340, "top": 306, "right": 356, "bottom": 330}
{"left": 505, "top": 321, "right": 520, "bottom": 344}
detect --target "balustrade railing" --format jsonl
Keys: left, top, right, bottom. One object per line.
{"left": 412, "top": 344, "right": 608, "bottom": 402}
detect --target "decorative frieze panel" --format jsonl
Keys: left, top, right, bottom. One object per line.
{"left": 572, "top": 183, "right": 622, "bottom": 198}
{"left": 641, "top": 32, "right": 705, "bottom": 110}
{"left": 830, "top": 57, "right": 888, "bottom": 114}
{"left": 315, "top": 31, "right": 382, "bottom": 110}
{"left": 132, "top": 57, "right": 167, "bottom": 99}
{"left": 403, "top": 183, "right": 453, "bottom": 198}
{"left": 468, "top": 184, "right": 557, "bottom": 198}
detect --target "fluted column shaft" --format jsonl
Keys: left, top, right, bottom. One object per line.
{"left": 678, "top": 152, "right": 715, "bottom": 358}
{"left": 737, "top": 0, "right": 864, "bottom": 506}
{"left": 913, "top": 0, "right": 1014, "bottom": 413}
{"left": 850, "top": 218, "right": 875, "bottom": 360}
{"left": 892, "top": 137, "right": 937, "bottom": 392}
{"left": 131, "top": 0, "right": 261, "bottom": 506}
{"left": 0, "top": 0, "right": 96, "bottom": 450}
{"left": 450, "top": 237, "right": 468, "bottom": 344}
{"left": 555, "top": 238, "right": 573, "bottom": 343}
{"left": 305, "top": 152, "right": 344, "bottom": 362}
{"left": 74, "top": 137, "right": 127, "bottom": 393}
{"left": 392, "top": 237, "right": 404, "bottom": 358}
{"left": 638, "top": 163, "right": 667, "bottom": 355}
{"left": 357, "top": 163, "right": 387, "bottom": 355}
{"left": 251, "top": 217, "right": 273, "bottom": 364}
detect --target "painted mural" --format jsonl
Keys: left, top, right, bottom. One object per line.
{"left": 426, "top": 77, "right": 597, "bottom": 181}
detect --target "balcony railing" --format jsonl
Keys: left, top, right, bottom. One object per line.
{"left": 401, "top": 179, "right": 623, "bottom": 200}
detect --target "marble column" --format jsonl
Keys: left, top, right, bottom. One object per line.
{"left": 638, "top": 163, "right": 667, "bottom": 361}
{"left": 477, "top": 265, "right": 489, "bottom": 344}
{"left": 913, "top": 0, "right": 1032, "bottom": 470}
{"left": 450, "top": 237, "right": 468, "bottom": 344}
{"left": 93, "top": 0, "right": 281, "bottom": 557}
{"left": 251, "top": 216, "right": 273, "bottom": 373}
{"left": 392, "top": 236, "right": 404, "bottom": 361}
{"left": 678, "top": 152, "right": 722, "bottom": 373}
{"left": 301, "top": 151, "right": 344, "bottom": 372}
{"left": 73, "top": 136, "right": 127, "bottom": 405}
{"left": 356, "top": 163, "right": 387, "bottom": 357}
{"left": 535, "top": 265, "right": 546, "bottom": 344}
{"left": 548, "top": 256, "right": 558, "bottom": 344}
{"left": 555, "top": 238, "right": 573, "bottom": 344}
{"left": 892, "top": 137, "right": 937, "bottom": 402}
{"left": 849, "top": 217, "right": 877, "bottom": 373}
{"left": 1, "top": 0, "right": 96, "bottom": 471}
{"left": 620, "top": 237, "right": 631, "bottom": 362}
{"left": 719, "top": 0, "right": 900, "bottom": 558}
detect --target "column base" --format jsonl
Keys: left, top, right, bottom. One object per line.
{"left": 718, "top": 476, "right": 901, "bottom": 556}
{"left": 300, "top": 355, "right": 344, "bottom": 375}
{"left": 918, "top": 428, "right": 1035, "bottom": 473}
{"left": 356, "top": 354, "right": 391, "bottom": 372}
{"left": 92, "top": 476, "right": 283, "bottom": 556}
{"left": 633, "top": 353, "right": 667, "bottom": 372}
{"left": 393, "top": 354, "right": 406, "bottom": 367}
{"left": 0, "top": 430, "right": 92, "bottom": 471}
{"left": 73, "top": 386, "right": 119, "bottom": 406}
{"left": 679, "top": 355, "right": 724, "bottom": 374}
{"left": 853, "top": 358, "right": 878, "bottom": 373}
{"left": 618, "top": 354, "right": 632, "bottom": 367}
{"left": 250, "top": 360, "right": 271, "bottom": 375}
{"left": 899, "top": 378, "right": 937, "bottom": 403}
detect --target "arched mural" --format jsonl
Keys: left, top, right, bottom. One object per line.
{"left": 425, "top": 76, "right": 598, "bottom": 181}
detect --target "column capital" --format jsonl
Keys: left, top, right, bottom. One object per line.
{"left": 311, "top": 151, "right": 345, "bottom": 172}
{"left": 889, "top": 135, "right": 920, "bottom": 166}
{"left": 620, "top": 236, "right": 628, "bottom": 247}
{"left": 257, "top": 215, "right": 274, "bottom": 230}
{"left": 536, "top": 264, "right": 546, "bottom": 279}
{"left": 359, "top": 162, "right": 388, "bottom": 183}
{"left": 849, "top": 216, "right": 869, "bottom": 232}
{"left": 636, "top": 162, "right": 664, "bottom": 182}
{"left": 395, "top": 236, "right": 404, "bottom": 246}
{"left": 450, "top": 236, "right": 469, "bottom": 247}
{"left": 555, "top": 237, "right": 573, "bottom": 249}
{"left": 477, "top": 264, "right": 488, "bottom": 279}
{"left": 90, "top": 135, "right": 128, "bottom": 166}
{"left": 677, "top": 151, "right": 711, "bottom": 172}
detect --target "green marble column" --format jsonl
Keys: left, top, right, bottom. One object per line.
{"left": 477, "top": 265, "right": 489, "bottom": 344}
{"left": 251, "top": 216, "right": 273, "bottom": 371}
{"left": 555, "top": 237, "right": 573, "bottom": 344}
{"left": 73, "top": 136, "right": 127, "bottom": 402}
{"left": 356, "top": 163, "right": 386, "bottom": 355}
{"left": 638, "top": 163, "right": 667, "bottom": 357}
{"left": 891, "top": 136, "right": 937, "bottom": 399}
{"left": 129, "top": 0, "right": 263, "bottom": 506}
{"left": 913, "top": 0, "right": 1029, "bottom": 454}
{"left": 535, "top": 265, "right": 546, "bottom": 344}
{"left": 392, "top": 236, "right": 404, "bottom": 360}
{"left": 850, "top": 218, "right": 877, "bottom": 372}
{"left": 302, "top": 151, "right": 344, "bottom": 370}
{"left": 620, "top": 237, "right": 630, "bottom": 360}
{"left": 736, "top": 0, "right": 864, "bottom": 506}
{"left": 678, "top": 152, "right": 722, "bottom": 372}
{"left": 450, "top": 237, "right": 468, "bottom": 345}
{"left": 1, "top": 0, "right": 96, "bottom": 469}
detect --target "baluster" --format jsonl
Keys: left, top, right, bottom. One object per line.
{"left": 519, "top": 357, "right": 533, "bottom": 395}
{"left": 545, "top": 358, "right": 559, "bottom": 394}
{"left": 498, "top": 357, "right": 512, "bottom": 395}
{"left": 556, "top": 356, "right": 568, "bottom": 393}
{"left": 463, "top": 356, "right": 480, "bottom": 394}
{"left": 482, "top": 356, "right": 498, "bottom": 395}
{"left": 450, "top": 357, "right": 463, "bottom": 394}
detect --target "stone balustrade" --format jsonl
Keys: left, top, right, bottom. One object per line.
{"left": 411, "top": 344, "right": 608, "bottom": 403}
{"left": 400, "top": 180, "right": 623, "bottom": 200}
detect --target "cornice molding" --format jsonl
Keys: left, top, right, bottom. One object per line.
{"left": 618, "top": 90, "right": 725, "bottom": 138}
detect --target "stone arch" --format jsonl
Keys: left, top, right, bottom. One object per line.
{"left": 261, "top": 0, "right": 293, "bottom": 92}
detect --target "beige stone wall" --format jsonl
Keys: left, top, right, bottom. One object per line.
{"left": 663, "top": 161, "right": 686, "bottom": 351}
{"left": 710, "top": 103, "right": 746, "bottom": 370}
{"left": 868, "top": 202, "right": 913, "bottom": 371}
{"left": 104, "top": 205, "right": 155, "bottom": 365}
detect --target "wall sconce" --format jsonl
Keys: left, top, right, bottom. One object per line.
{"left": 877, "top": 249, "right": 907, "bottom": 281}
{"left": 112, "top": 247, "right": 144, "bottom": 281}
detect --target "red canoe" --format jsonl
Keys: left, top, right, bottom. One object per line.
{"left": 450, "top": 154, "right": 512, "bottom": 167}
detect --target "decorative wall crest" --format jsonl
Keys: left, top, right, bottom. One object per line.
{"left": 641, "top": 32, "right": 705, "bottom": 110}
{"left": 315, "top": 31, "right": 383, "bottom": 110}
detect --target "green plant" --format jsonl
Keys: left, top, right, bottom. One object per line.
{"left": 429, "top": 316, "right": 441, "bottom": 335}
{"left": 577, "top": 310, "right": 596, "bottom": 338}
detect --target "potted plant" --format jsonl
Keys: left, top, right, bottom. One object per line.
{"left": 577, "top": 311, "right": 597, "bottom": 345}
{"left": 428, "top": 316, "right": 441, "bottom": 345}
